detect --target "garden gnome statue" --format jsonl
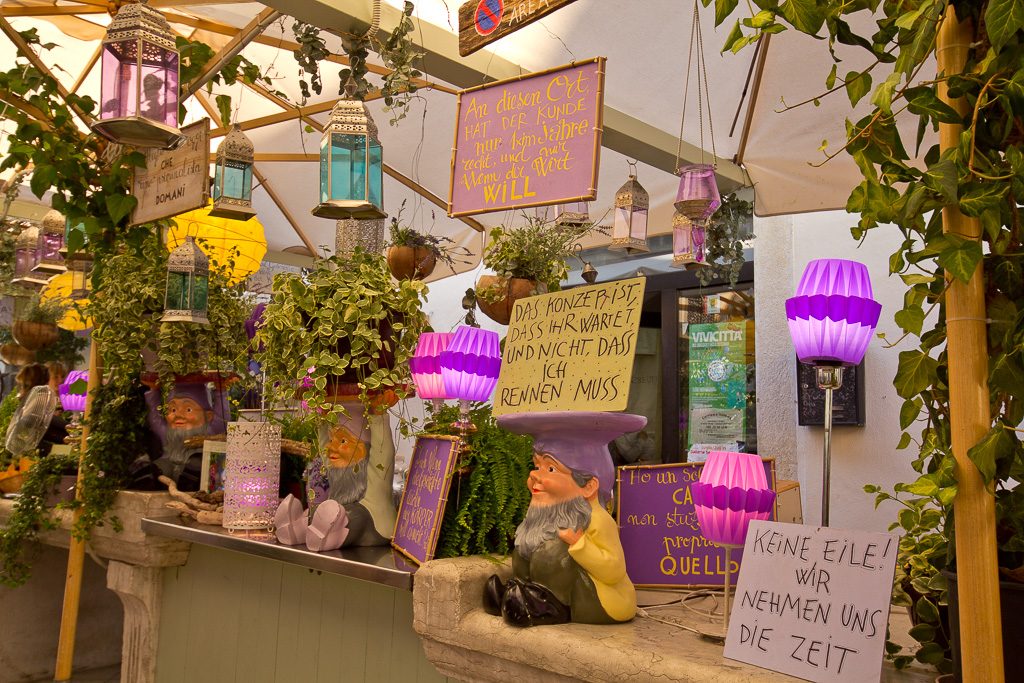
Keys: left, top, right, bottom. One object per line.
{"left": 484, "top": 411, "right": 645, "bottom": 627}
{"left": 145, "top": 381, "right": 229, "bottom": 488}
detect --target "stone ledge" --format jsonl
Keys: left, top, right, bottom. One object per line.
{"left": 412, "top": 556, "right": 937, "bottom": 683}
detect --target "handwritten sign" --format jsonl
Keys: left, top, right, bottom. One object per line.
{"left": 392, "top": 435, "right": 461, "bottom": 565}
{"left": 616, "top": 459, "right": 776, "bottom": 587}
{"left": 458, "top": 0, "right": 582, "bottom": 56}
{"left": 131, "top": 119, "right": 209, "bottom": 226}
{"left": 724, "top": 521, "right": 898, "bottom": 682}
{"left": 493, "top": 277, "right": 645, "bottom": 416}
{"left": 448, "top": 58, "right": 605, "bottom": 217}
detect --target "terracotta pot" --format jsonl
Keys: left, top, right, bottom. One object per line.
{"left": 475, "top": 276, "right": 542, "bottom": 325}
{"left": 387, "top": 245, "right": 437, "bottom": 280}
{"left": 0, "top": 342, "right": 36, "bottom": 367}
{"left": 12, "top": 320, "right": 59, "bottom": 351}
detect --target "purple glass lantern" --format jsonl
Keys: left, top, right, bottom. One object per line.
{"left": 11, "top": 226, "right": 49, "bottom": 288}
{"left": 785, "top": 259, "right": 881, "bottom": 367}
{"left": 671, "top": 211, "right": 696, "bottom": 267}
{"left": 440, "top": 326, "right": 501, "bottom": 429}
{"left": 555, "top": 201, "right": 590, "bottom": 228}
{"left": 609, "top": 170, "right": 650, "bottom": 254}
{"left": 93, "top": 2, "right": 181, "bottom": 149}
{"left": 33, "top": 210, "right": 66, "bottom": 275}
{"left": 410, "top": 332, "right": 454, "bottom": 410}
{"left": 59, "top": 370, "right": 89, "bottom": 413}
{"left": 674, "top": 164, "right": 721, "bottom": 222}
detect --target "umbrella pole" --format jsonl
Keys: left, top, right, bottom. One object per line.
{"left": 54, "top": 339, "right": 101, "bottom": 681}
{"left": 936, "top": 8, "right": 1004, "bottom": 682}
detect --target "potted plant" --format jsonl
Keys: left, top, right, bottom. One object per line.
{"left": 11, "top": 294, "right": 63, "bottom": 351}
{"left": 694, "top": 191, "right": 754, "bottom": 286}
{"left": 386, "top": 209, "right": 470, "bottom": 281}
{"left": 475, "top": 217, "right": 597, "bottom": 325}
{"left": 255, "top": 248, "right": 429, "bottom": 418}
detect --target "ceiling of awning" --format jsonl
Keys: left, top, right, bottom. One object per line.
{"left": 0, "top": 0, "right": 914, "bottom": 272}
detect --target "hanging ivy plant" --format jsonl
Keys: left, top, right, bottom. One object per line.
{"left": 696, "top": 191, "right": 754, "bottom": 287}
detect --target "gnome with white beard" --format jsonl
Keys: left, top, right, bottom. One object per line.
{"left": 145, "top": 383, "right": 229, "bottom": 487}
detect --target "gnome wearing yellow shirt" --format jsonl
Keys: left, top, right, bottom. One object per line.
{"left": 484, "top": 411, "right": 645, "bottom": 627}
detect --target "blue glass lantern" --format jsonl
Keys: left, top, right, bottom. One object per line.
{"left": 312, "top": 84, "right": 384, "bottom": 220}
{"left": 210, "top": 124, "right": 256, "bottom": 220}
{"left": 93, "top": 2, "right": 181, "bottom": 149}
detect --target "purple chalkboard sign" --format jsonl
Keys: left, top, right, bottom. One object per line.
{"left": 392, "top": 435, "right": 461, "bottom": 565}
{"left": 616, "top": 459, "right": 777, "bottom": 588}
{"left": 448, "top": 57, "right": 605, "bottom": 217}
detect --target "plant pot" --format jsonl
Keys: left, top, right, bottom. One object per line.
{"left": 475, "top": 276, "right": 542, "bottom": 325}
{"left": 0, "top": 342, "right": 36, "bottom": 367}
{"left": 944, "top": 569, "right": 1024, "bottom": 682}
{"left": 12, "top": 320, "right": 59, "bottom": 351}
{"left": 387, "top": 245, "right": 437, "bottom": 280}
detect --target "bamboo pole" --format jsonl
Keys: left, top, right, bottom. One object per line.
{"left": 936, "top": 8, "right": 1004, "bottom": 682}
{"left": 54, "top": 340, "right": 102, "bottom": 681}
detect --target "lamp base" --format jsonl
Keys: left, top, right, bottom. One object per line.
{"left": 311, "top": 200, "right": 386, "bottom": 220}
{"left": 91, "top": 117, "right": 183, "bottom": 150}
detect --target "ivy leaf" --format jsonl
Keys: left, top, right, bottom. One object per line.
{"left": 958, "top": 182, "right": 1008, "bottom": 218}
{"left": 897, "top": 432, "right": 912, "bottom": 449}
{"left": 967, "top": 425, "right": 1013, "bottom": 484}
{"left": 905, "top": 86, "right": 962, "bottom": 124}
{"left": 779, "top": 0, "right": 826, "bottom": 35}
{"left": 29, "top": 163, "right": 57, "bottom": 198}
{"left": 215, "top": 94, "right": 233, "bottom": 128}
{"left": 845, "top": 70, "right": 872, "bottom": 106}
{"left": 937, "top": 238, "right": 982, "bottom": 283}
{"left": 900, "top": 398, "right": 923, "bottom": 430}
{"left": 105, "top": 193, "right": 137, "bottom": 225}
{"left": 894, "top": 350, "right": 938, "bottom": 398}
{"left": 714, "top": 0, "right": 738, "bottom": 27}
{"left": 722, "top": 21, "right": 744, "bottom": 53}
{"left": 990, "top": 353, "right": 1024, "bottom": 396}
{"left": 871, "top": 72, "right": 901, "bottom": 116}
{"left": 825, "top": 64, "right": 837, "bottom": 90}
{"left": 922, "top": 158, "right": 958, "bottom": 203}
{"left": 986, "top": 0, "right": 1024, "bottom": 52}
{"left": 895, "top": 305, "right": 925, "bottom": 336}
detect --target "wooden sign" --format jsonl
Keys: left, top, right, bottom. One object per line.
{"left": 493, "top": 276, "right": 645, "bottom": 416}
{"left": 448, "top": 58, "right": 605, "bottom": 217}
{"left": 392, "top": 435, "right": 461, "bottom": 565}
{"left": 458, "top": 0, "right": 582, "bottom": 56}
{"left": 617, "top": 459, "right": 777, "bottom": 588}
{"left": 131, "top": 119, "right": 209, "bottom": 226}
{"left": 724, "top": 521, "right": 899, "bottom": 682}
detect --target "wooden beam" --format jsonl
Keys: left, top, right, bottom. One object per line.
{"left": 0, "top": 6, "right": 106, "bottom": 17}
{"left": 384, "top": 164, "right": 484, "bottom": 232}
{"left": 182, "top": 7, "right": 282, "bottom": 99}
{"left": 253, "top": 166, "right": 319, "bottom": 256}
{"left": 209, "top": 99, "right": 338, "bottom": 137}
{"left": 0, "top": 90, "right": 53, "bottom": 130}
{"left": 70, "top": 43, "right": 102, "bottom": 95}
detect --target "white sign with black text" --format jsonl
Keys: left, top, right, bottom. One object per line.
{"left": 724, "top": 521, "right": 899, "bottom": 683}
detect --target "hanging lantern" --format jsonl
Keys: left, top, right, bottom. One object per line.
{"left": 671, "top": 211, "right": 696, "bottom": 267}
{"left": 32, "top": 210, "right": 66, "bottom": 275}
{"left": 210, "top": 124, "right": 256, "bottom": 220}
{"left": 11, "top": 226, "right": 49, "bottom": 288}
{"left": 609, "top": 168, "right": 649, "bottom": 254}
{"left": 335, "top": 217, "right": 385, "bottom": 257}
{"left": 555, "top": 201, "right": 590, "bottom": 228}
{"left": 93, "top": 1, "right": 181, "bottom": 149}
{"left": 162, "top": 236, "right": 209, "bottom": 324}
{"left": 674, "top": 164, "right": 721, "bottom": 222}
{"left": 312, "top": 83, "right": 384, "bottom": 220}
{"left": 67, "top": 252, "right": 94, "bottom": 301}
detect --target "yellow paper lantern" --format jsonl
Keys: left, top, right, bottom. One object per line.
{"left": 169, "top": 201, "right": 267, "bottom": 284}
{"left": 41, "top": 271, "right": 92, "bottom": 331}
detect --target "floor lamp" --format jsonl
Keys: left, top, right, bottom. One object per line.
{"left": 785, "top": 259, "right": 881, "bottom": 527}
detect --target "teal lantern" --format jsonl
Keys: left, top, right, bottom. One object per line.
{"left": 162, "top": 236, "right": 209, "bottom": 324}
{"left": 210, "top": 124, "right": 256, "bottom": 220}
{"left": 312, "top": 83, "right": 384, "bottom": 220}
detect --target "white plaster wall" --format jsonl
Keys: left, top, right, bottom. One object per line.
{"left": 755, "top": 211, "right": 921, "bottom": 532}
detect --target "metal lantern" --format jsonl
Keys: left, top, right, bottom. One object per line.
{"left": 555, "top": 201, "right": 590, "bottom": 228}
{"left": 313, "top": 83, "right": 384, "bottom": 220}
{"left": 335, "top": 217, "right": 385, "bottom": 257}
{"left": 33, "top": 210, "right": 66, "bottom": 275}
{"left": 93, "top": 1, "right": 181, "bottom": 149}
{"left": 11, "top": 226, "right": 49, "bottom": 288}
{"left": 162, "top": 236, "right": 209, "bottom": 324}
{"left": 674, "top": 163, "right": 721, "bottom": 222}
{"left": 609, "top": 169, "right": 650, "bottom": 254}
{"left": 210, "top": 124, "right": 256, "bottom": 220}
{"left": 67, "top": 252, "right": 94, "bottom": 300}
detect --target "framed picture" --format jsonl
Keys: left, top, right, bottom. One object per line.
{"left": 200, "top": 440, "right": 228, "bottom": 493}
{"left": 391, "top": 435, "right": 461, "bottom": 565}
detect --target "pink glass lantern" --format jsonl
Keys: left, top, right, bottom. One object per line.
{"left": 609, "top": 169, "right": 650, "bottom": 254}
{"left": 11, "top": 226, "right": 49, "bottom": 288}
{"left": 674, "top": 164, "right": 721, "bottom": 222}
{"left": 410, "top": 332, "right": 454, "bottom": 410}
{"left": 93, "top": 2, "right": 181, "bottom": 149}
{"left": 671, "top": 211, "right": 696, "bottom": 267}
{"left": 785, "top": 259, "right": 881, "bottom": 367}
{"left": 33, "top": 210, "right": 66, "bottom": 275}
{"left": 58, "top": 370, "right": 89, "bottom": 413}
{"left": 691, "top": 451, "right": 775, "bottom": 549}
{"left": 440, "top": 326, "right": 501, "bottom": 429}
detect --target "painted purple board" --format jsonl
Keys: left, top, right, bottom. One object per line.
{"left": 448, "top": 58, "right": 605, "bottom": 217}
{"left": 392, "top": 435, "right": 461, "bottom": 565}
{"left": 616, "top": 459, "right": 777, "bottom": 587}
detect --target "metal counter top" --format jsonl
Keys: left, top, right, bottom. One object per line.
{"left": 142, "top": 516, "right": 417, "bottom": 590}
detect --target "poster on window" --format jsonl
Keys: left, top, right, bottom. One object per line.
{"left": 688, "top": 321, "right": 746, "bottom": 454}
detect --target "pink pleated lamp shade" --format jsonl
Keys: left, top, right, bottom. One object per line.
{"left": 691, "top": 451, "right": 776, "bottom": 548}
{"left": 674, "top": 164, "right": 721, "bottom": 222}
{"left": 440, "top": 326, "right": 501, "bottom": 402}
{"left": 58, "top": 370, "right": 89, "bottom": 413}
{"left": 785, "top": 259, "right": 882, "bottom": 366}
{"left": 409, "top": 332, "right": 454, "bottom": 400}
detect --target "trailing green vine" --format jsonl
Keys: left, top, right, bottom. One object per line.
{"left": 696, "top": 191, "right": 754, "bottom": 286}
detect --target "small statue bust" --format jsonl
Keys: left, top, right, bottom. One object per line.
{"left": 484, "top": 411, "right": 646, "bottom": 627}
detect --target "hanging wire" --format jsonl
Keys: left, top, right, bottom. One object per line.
{"left": 675, "top": 0, "right": 717, "bottom": 172}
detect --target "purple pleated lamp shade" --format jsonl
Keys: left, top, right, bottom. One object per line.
{"left": 785, "top": 259, "right": 882, "bottom": 366}
{"left": 440, "top": 326, "right": 501, "bottom": 402}
{"left": 691, "top": 451, "right": 776, "bottom": 548}
{"left": 674, "top": 164, "right": 721, "bottom": 222}
{"left": 410, "top": 332, "right": 454, "bottom": 400}
{"left": 58, "top": 370, "right": 88, "bottom": 413}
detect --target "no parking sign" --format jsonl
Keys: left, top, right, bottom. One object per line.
{"left": 474, "top": 0, "right": 503, "bottom": 36}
